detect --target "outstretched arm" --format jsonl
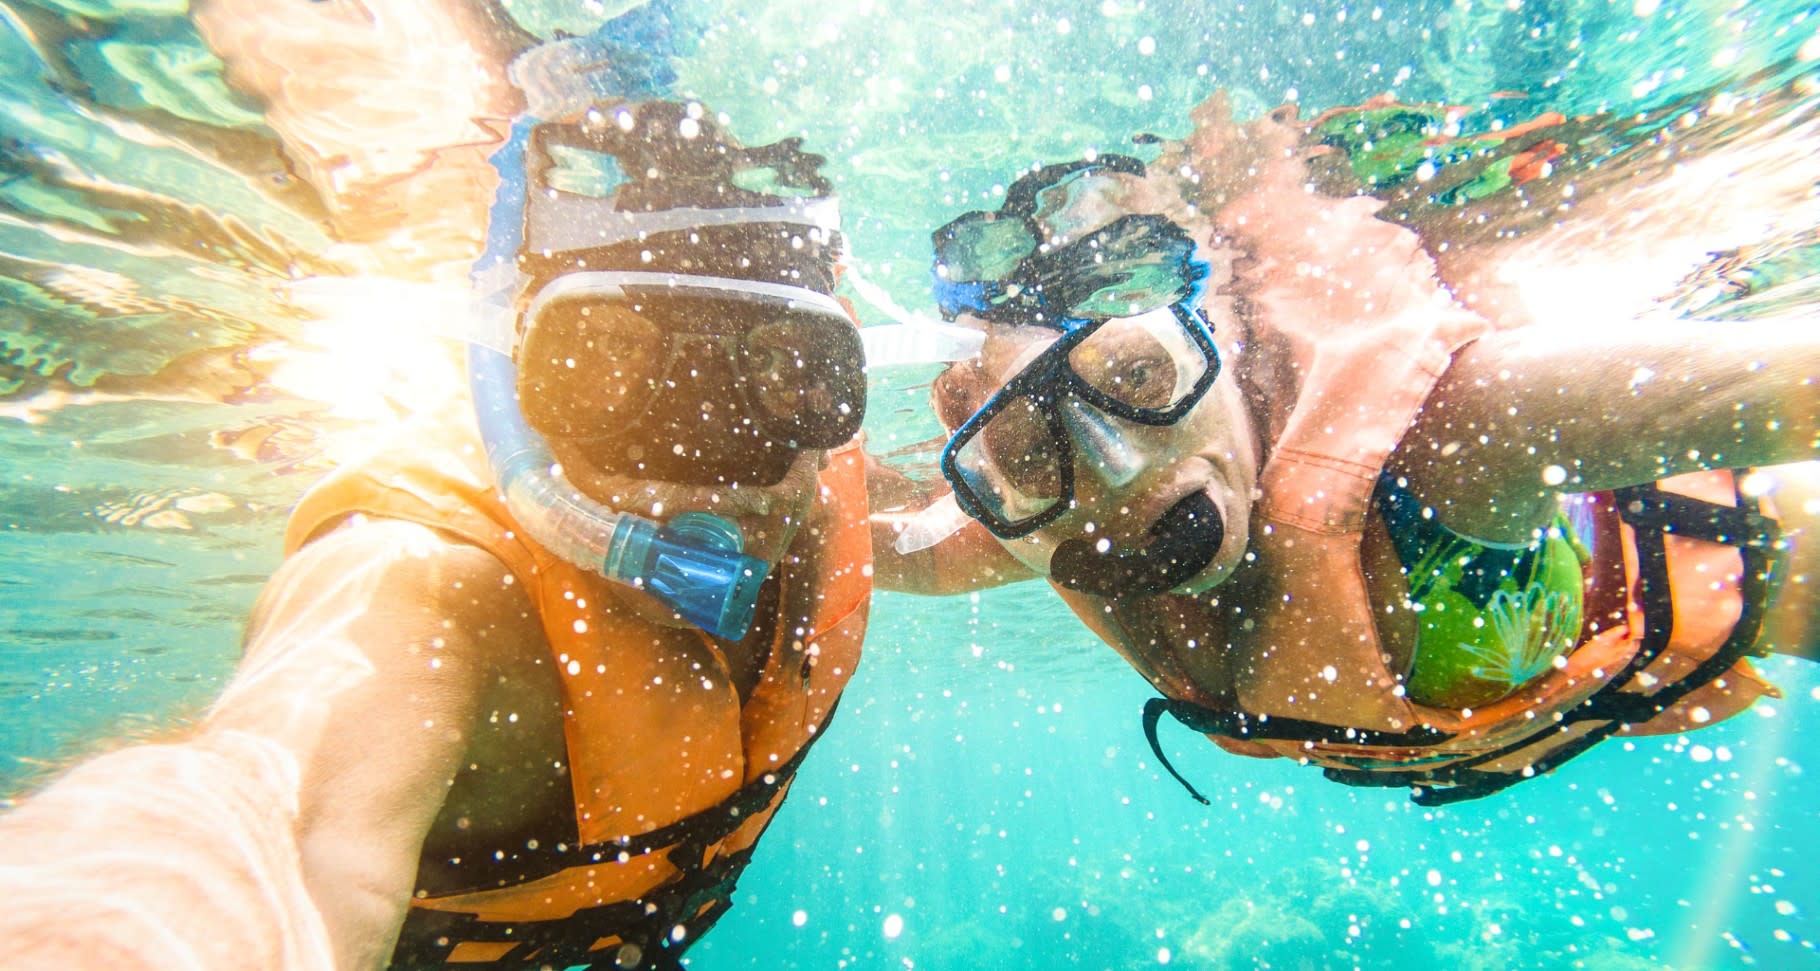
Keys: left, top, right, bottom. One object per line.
{"left": 872, "top": 513, "right": 1039, "bottom": 595}
{"left": 0, "top": 520, "right": 543, "bottom": 970}
{"left": 1391, "top": 316, "right": 1819, "bottom": 543}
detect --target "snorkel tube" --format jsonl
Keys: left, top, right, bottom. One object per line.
{"left": 469, "top": 346, "right": 767, "bottom": 640}
{"left": 463, "top": 21, "right": 769, "bottom": 642}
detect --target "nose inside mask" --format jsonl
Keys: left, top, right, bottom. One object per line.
{"left": 1060, "top": 396, "right": 1145, "bottom": 487}
{"left": 1049, "top": 491, "right": 1224, "bottom": 597}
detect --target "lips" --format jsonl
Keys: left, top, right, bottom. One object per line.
{"left": 1048, "top": 489, "right": 1225, "bottom": 598}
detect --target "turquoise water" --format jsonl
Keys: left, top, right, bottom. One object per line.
{"left": 1, "top": 0, "right": 1818, "bottom": 967}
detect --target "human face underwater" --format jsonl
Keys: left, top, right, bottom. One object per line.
{"left": 511, "top": 104, "right": 868, "bottom": 569}
{"left": 521, "top": 274, "right": 866, "bottom": 568}
{"left": 931, "top": 157, "right": 1261, "bottom": 598}
{"left": 940, "top": 302, "right": 1221, "bottom": 538}
{"left": 936, "top": 301, "right": 1261, "bottom": 599}
{"left": 517, "top": 271, "right": 867, "bottom": 485}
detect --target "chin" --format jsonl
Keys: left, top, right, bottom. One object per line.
{"left": 548, "top": 440, "right": 822, "bottom": 564}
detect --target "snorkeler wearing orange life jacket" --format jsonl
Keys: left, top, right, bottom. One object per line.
{"left": 875, "top": 92, "right": 1820, "bottom": 805}
{"left": 281, "top": 101, "right": 873, "bottom": 970}
{"left": 0, "top": 99, "right": 870, "bottom": 971}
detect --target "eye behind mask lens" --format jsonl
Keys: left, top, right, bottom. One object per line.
{"left": 533, "top": 340, "right": 804, "bottom": 488}
{"left": 1065, "top": 306, "right": 1209, "bottom": 411}
{"left": 518, "top": 299, "right": 667, "bottom": 438}
{"left": 515, "top": 287, "right": 867, "bottom": 482}
{"left": 742, "top": 315, "right": 867, "bottom": 448}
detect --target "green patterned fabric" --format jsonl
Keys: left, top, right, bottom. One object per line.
{"left": 1376, "top": 475, "right": 1589, "bottom": 710}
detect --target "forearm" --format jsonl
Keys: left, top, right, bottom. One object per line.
{"left": 1398, "top": 320, "right": 1820, "bottom": 540}
{"left": 215, "top": 523, "right": 523, "bottom": 970}
{"left": 0, "top": 525, "right": 530, "bottom": 971}
{"left": 0, "top": 731, "right": 334, "bottom": 970}
{"left": 865, "top": 445, "right": 1043, "bottom": 594}
{"left": 1547, "top": 326, "right": 1818, "bottom": 485}
{"left": 871, "top": 517, "right": 957, "bottom": 594}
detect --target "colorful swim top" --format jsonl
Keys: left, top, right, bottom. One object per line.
{"left": 1374, "top": 473, "right": 1589, "bottom": 709}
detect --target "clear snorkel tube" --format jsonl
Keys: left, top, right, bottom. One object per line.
{"left": 464, "top": 28, "right": 770, "bottom": 642}
{"left": 468, "top": 344, "right": 767, "bottom": 640}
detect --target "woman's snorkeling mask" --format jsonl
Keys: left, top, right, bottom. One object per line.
{"left": 516, "top": 271, "right": 866, "bottom": 469}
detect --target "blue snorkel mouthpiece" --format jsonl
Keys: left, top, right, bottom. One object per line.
{"left": 471, "top": 346, "right": 769, "bottom": 640}
{"left": 606, "top": 512, "right": 767, "bottom": 641}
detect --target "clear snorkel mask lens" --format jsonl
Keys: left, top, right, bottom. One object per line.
{"left": 515, "top": 272, "right": 866, "bottom": 478}
{"left": 940, "top": 302, "right": 1221, "bottom": 539}
{"left": 929, "top": 153, "right": 1217, "bottom": 542}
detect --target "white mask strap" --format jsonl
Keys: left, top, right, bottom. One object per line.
{"left": 844, "top": 266, "right": 986, "bottom": 367}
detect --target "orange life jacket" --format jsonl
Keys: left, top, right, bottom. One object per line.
{"left": 1054, "top": 293, "right": 1783, "bottom": 805}
{"left": 284, "top": 418, "right": 872, "bottom": 968}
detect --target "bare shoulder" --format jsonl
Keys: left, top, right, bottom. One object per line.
{"left": 220, "top": 515, "right": 551, "bottom": 810}
{"left": 246, "top": 518, "right": 540, "bottom": 666}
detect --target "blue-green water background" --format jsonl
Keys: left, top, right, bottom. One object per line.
{"left": 2, "top": 0, "right": 1818, "bottom": 967}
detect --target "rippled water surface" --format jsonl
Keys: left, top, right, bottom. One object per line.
{"left": 1, "top": 1, "right": 1818, "bottom": 968}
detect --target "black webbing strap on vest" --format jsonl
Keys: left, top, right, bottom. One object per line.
{"left": 393, "top": 844, "right": 752, "bottom": 971}
{"left": 1144, "top": 478, "right": 1782, "bottom": 807}
{"left": 391, "top": 701, "right": 840, "bottom": 970}
{"left": 1141, "top": 697, "right": 1455, "bottom": 804}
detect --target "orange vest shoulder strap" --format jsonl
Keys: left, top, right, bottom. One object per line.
{"left": 283, "top": 417, "right": 544, "bottom": 589}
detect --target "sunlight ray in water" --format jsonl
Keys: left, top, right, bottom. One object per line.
{"left": 272, "top": 277, "right": 472, "bottom": 429}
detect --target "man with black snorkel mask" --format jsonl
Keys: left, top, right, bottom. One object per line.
{"left": 874, "top": 96, "right": 1820, "bottom": 809}
{"left": 0, "top": 96, "right": 871, "bottom": 971}
{"left": 871, "top": 155, "right": 1244, "bottom": 601}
